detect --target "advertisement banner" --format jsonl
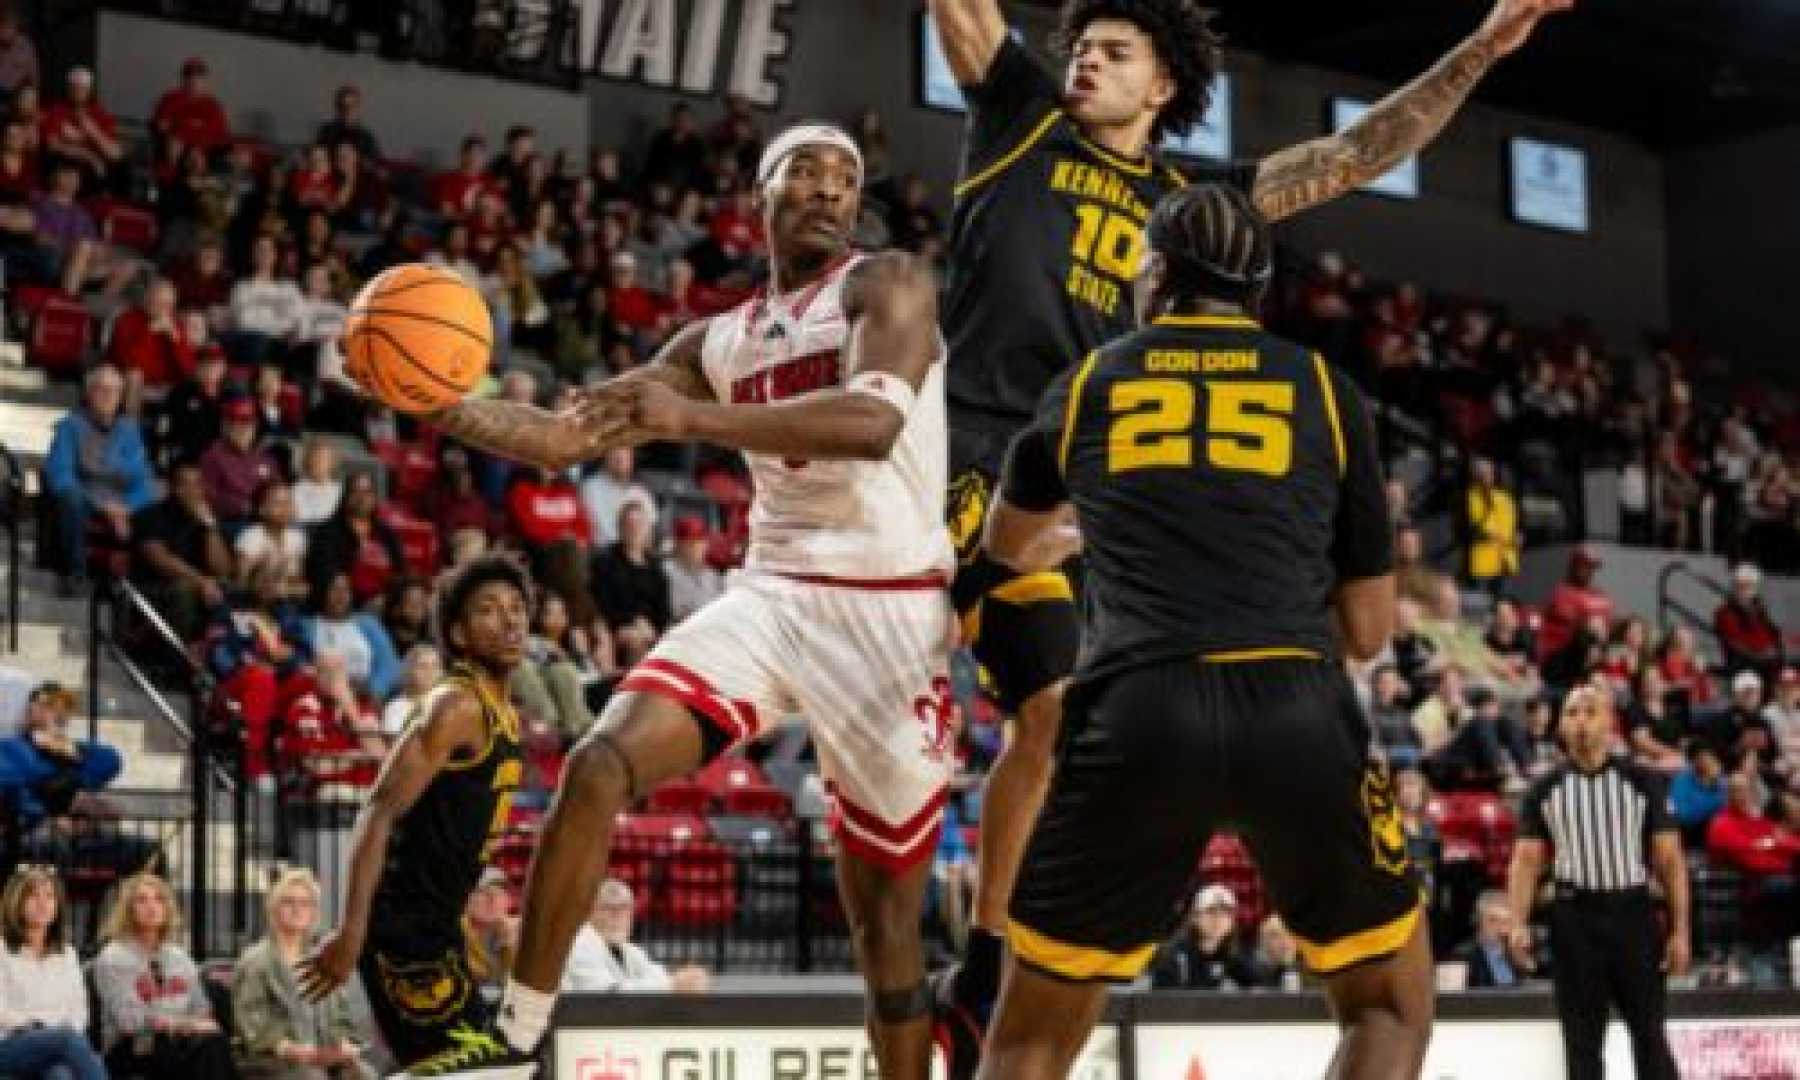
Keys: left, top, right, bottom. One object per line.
{"left": 557, "top": 1025, "right": 1119, "bottom": 1080}
{"left": 1612, "top": 1018, "right": 1800, "bottom": 1079}
{"left": 1137, "top": 1020, "right": 1564, "bottom": 1080}
{"left": 1140, "top": 1017, "right": 1800, "bottom": 1078}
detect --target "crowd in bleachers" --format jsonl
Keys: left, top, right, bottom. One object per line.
{"left": 1, "top": 3, "right": 1799, "bottom": 1025}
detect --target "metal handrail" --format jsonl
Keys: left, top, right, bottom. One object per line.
{"left": 88, "top": 577, "right": 243, "bottom": 953}
{"left": 0, "top": 439, "right": 20, "bottom": 653}
{"left": 90, "top": 579, "right": 238, "bottom": 792}
{"left": 1656, "top": 560, "right": 1729, "bottom": 655}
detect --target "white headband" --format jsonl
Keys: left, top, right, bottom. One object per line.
{"left": 756, "top": 124, "right": 863, "bottom": 188}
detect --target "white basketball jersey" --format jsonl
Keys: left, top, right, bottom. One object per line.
{"left": 698, "top": 254, "right": 952, "bottom": 581}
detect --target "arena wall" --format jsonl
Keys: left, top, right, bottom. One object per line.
{"left": 94, "top": 4, "right": 1668, "bottom": 340}
{"left": 1666, "top": 124, "right": 1800, "bottom": 380}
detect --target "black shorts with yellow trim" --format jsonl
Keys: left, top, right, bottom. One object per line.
{"left": 946, "top": 425, "right": 1081, "bottom": 712}
{"left": 359, "top": 904, "right": 492, "bottom": 1068}
{"left": 1007, "top": 652, "right": 1423, "bottom": 984}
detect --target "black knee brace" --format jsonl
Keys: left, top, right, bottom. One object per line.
{"left": 871, "top": 979, "right": 933, "bottom": 1023}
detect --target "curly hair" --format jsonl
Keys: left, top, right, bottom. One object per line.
{"left": 434, "top": 553, "right": 532, "bottom": 659}
{"left": 1056, "top": 0, "right": 1224, "bottom": 143}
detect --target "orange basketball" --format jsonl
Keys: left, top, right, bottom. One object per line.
{"left": 343, "top": 263, "right": 493, "bottom": 415}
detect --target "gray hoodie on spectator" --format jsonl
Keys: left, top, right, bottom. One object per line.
{"left": 92, "top": 938, "right": 211, "bottom": 1051}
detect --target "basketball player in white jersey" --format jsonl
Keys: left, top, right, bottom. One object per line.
{"left": 410, "top": 124, "right": 955, "bottom": 1079}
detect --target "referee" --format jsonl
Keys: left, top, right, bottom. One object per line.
{"left": 1507, "top": 683, "right": 1690, "bottom": 1080}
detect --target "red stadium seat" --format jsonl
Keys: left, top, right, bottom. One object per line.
{"left": 656, "top": 838, "right": 738, "bottom": 927}
{"left": 645, "top": 779, "right": 714, "bottom": 816}
{"left": 92, "top": 199, "right": 158, "bottom": 255}
{"left": 694, "top": 756, "right": 769, "bottom": 797}
{"left": 719, "top": 781, "right": 791, "bottom": 820}
{"left": 28, "top": 295, "right": 92, "bottom": 375}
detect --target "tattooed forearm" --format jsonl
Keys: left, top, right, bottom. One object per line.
{"left": 1252, "top": 32, "right": 1498, "bottom": 221}
{"left": 428, "top": 398, "right": 603, "bottom": 472}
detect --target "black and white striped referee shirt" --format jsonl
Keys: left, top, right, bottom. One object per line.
{"left": 1519, "top": 757, "right": 1675, "bottom": 892}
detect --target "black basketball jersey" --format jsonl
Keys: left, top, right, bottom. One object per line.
{"left": 373, "top": 662, "right": 522, "bottom": 923}
{"left": 999, "top": 314, "right": 1394, "bottom": 683}
{"left": 942, "top": 38, "right": 1256, "bottom": 435}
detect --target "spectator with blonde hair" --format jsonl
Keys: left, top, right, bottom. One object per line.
{"left": 379, "top": 643, "right": 443, "bottom": 745}
{"left": 291, "top": 438, "right": 343, "bottom": 527}
{"left": 92, "top": 872, "right": 236, "bottom": 1078}
{"left": 0, "top": 865, "right": 105, "bottom": 1080}
{"left": 233, "top": 867, "right": 374, "bottom": 1078}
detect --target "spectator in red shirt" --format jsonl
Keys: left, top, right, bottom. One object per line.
{"left": 1538, "top": 545, "right": 1615, "bottom": 663}
{"left": 508, "top": 467, "right": 592, "bottom": 555}
{"left": 432, "top": 133, "right": 495, "bottom": 218}
{"left": 1706, "top": 772, "right": 1800, "bottom": 878}
{"left": 710, "top": 187, "right": 764, "bottom": 269}
{"left": 1657, "top": 623, "right": 1716, "bottom": 710}
{"left": 1716, "top": 563, "right": 1784, "bottom": 680}
{"left": 38, "top": 66, "right": 121, "bottom": 190}
{"left": 606, "top": 251, "right": 661, "bottom": 334}
{"left": 0, "top": 118, "right": 37, "bottom": 198}
{"left": 105, "top": 277, "right": 196, "bottom": 408}
{"left": 466, "top": 186, "right": 512, "bottom": 265}
{"left": 199, "top": 395, "right": 279, "bottom": 527}
{"left": 150, "top": 57, "right": 230, "bottom": 177}
{"left": 168, "top": 232, "right": 233, "bottom": 329}
{"left": 286, "top": 143, "right": 338, "bottom": 216}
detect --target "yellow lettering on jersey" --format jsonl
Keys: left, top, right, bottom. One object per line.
{"left": 1202, "top": 351, "right": 1261, "bottom": 373}
{"left": 479, "top": 757, "right": 524, "bottom": 863}
{"left": 1048, "top": 159, "right": 1151, "bottom": 222}
{"left": 1066, "top": 262, "right": 1120, "bottom": 317}
{"left": 1145, "top": 350, "right": 1201, "bottom": 373}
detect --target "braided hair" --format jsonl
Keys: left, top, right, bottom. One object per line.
{"left": 1057, "top": 0, "right": 1224, "bottom": 142}
{"left": 1145, "top": 183, "right": 1272, "bottom": 309}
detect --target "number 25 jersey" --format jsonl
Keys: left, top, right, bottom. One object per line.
{"left": 1003, "top": 316, "right": 1395, "bottom": 684}
{"left": 942, "top": 37, "right": 1254, "bottom": 433}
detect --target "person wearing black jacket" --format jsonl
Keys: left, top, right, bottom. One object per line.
{"left": 302, "top": 469, "right": 404, "bottom": 607}
{"left": 1150, "top": 886, "right": 1257, "bottom": 991}
{"left": 590, "top": 501, "right": 670, "bottom": 666}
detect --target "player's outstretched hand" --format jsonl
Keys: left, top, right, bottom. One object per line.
{"left": 297, "top": 928, "right": 361, "bottom": 1002}
{"left": 1481, "top": 0, "right": 1574, "bottom": 56}
{"left": 615, "top": 379, "right": 696, "bottom": 444}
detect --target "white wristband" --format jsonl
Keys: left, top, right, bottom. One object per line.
{"left": 846, "top": 370, "right": 917, "bottom": 417}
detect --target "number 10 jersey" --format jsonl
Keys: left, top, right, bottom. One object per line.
{"left": 941, "top": 37, "right": 1255, "bottom": 438}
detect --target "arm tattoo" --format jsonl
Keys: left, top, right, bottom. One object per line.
{"left": 429, "top": 398, "right": 599, "bottom": 472}
{"left": 643, "top": 325, "right": 712, "bottom": 401}
{"left": 1252, "top": 33, "right": 1498, "bottom": 221}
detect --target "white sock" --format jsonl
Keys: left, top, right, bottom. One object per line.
{"left": 497, "top": 978, "right": 555, "bottom": 1050}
